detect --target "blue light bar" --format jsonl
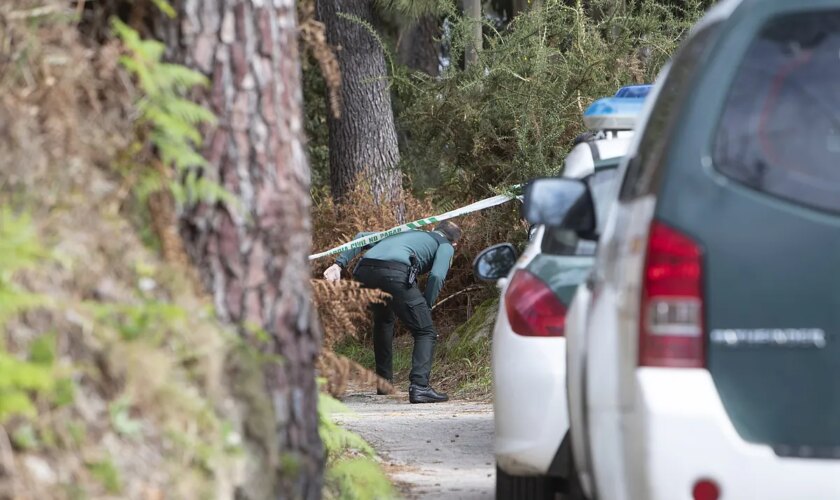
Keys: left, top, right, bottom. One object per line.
{"left": 615, "top": 84, "right": 653, "bottom": 98}
{"left": 583, "top": 98, "right": 644, "bottom": 130}
{"left": 583, "top": 84, "right": 653, "bottom": 130}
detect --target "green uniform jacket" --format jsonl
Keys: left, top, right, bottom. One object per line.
{"left": 335, "top": 230, "right": 455, "bottom": 307}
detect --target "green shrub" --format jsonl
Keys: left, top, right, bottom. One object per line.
{"left": 318, "top": 391, "right": 395, "bottom": 499}
{"left": 395, "top": 0, "right": 706, "bottom": 200}
{"left": 0, "top": 208, "right": 55, "bottom": 422}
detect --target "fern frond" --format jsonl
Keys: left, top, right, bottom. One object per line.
{"left": 157, "top": 63, "right": 210, "bottom": 90}
{"left": 151, "top": 0, "right": 177, "bottom": 18}
{"left": 161, "top": 98, "right": 216, "bottom": 126}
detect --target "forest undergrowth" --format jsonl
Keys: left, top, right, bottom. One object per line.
{"left": 307, "top": 0, "right": 708, "bottom": 400}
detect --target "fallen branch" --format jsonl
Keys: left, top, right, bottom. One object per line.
{"left": 432, "top": 285, "right": 482, "bottom": 311}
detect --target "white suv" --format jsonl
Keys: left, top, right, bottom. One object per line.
{"left": 473, "top": 86, "right": 651, "bottom": 499}
{"left": 530, "top": 1, "right": 840, "bottom": 499}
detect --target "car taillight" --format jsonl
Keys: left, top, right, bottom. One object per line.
{"left": 504, "top": 269, "right": 567, "bottom": 337}
{"left": 639, "top": 221, "right": 705, "bottom": 368}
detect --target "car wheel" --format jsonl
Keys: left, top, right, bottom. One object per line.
{"left": 496, "top": 465, "right": 563, "bottom": 500}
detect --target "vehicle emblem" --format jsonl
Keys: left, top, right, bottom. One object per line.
{"left": 710, "top": 329, "right": 827, "bottom": 349}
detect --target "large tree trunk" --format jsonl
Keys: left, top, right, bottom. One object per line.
{"left": 397, "top": 15, "right": 441, "bottom": 76}
{"left": 316, "top": 0, "right": 403, "bottom": 206}
{"left": 160, "top": 1, "right": 323, "bottom": 498}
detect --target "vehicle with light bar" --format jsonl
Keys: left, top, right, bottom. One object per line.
{"left": 472, "top": 85, "right": 650, "bottom": 499}
{"left": 529, "top": 1, "right": 840, "bottom": 499}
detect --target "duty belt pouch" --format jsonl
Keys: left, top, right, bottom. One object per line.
{"left": 407, "top": 254, "right": 419, "bottom": 287}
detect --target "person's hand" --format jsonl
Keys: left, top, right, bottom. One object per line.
{"left": 324, "top": 264, "right": 342, "bottom": 282}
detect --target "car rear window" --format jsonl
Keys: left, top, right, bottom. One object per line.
{"left": 713, "top": 11, "right": 840, "bottom": 213}
{"left": 619, "top": 22, "right": 721, "bottom": 201}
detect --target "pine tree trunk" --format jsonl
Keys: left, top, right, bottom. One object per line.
{"left": 158, "top": 1, "right": 323, "bottom": 498}
{"left": 316, "top": 0, "right": 403, "bottom": 206}
{"left": 461, "top": 0, "right": 482, "bottom": 68}
{"left": 397, "top": 15, "right": 440, "bottom": 76}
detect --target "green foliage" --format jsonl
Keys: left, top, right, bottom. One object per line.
{"left": 302, "top": 55, "right": 331, "bottom": 191}
{"left": 325, "top": 458, "right": 394, "bottom": 500}
{"left": 0, "top": 209, "right": 48, "bottom": 324}
{"left": 87, "top": 459, "right": 123, "bottom": 494}
{"left": 336, "top": 12, "right": 396, "bottom": 78}
{"left": 334, "top": 338, "right": 412, "bottom": 376}
{"left": 52, "top": 377, "right": 76, "bottom": 408}
{"left": 67, "top": 420, "right": 87, "bottom": 447}
{"left": 151, "top": 0, "right": 177, "bottom": 18}
{"left": 111, "top": 18, "right": 235, "bottom": 210}
{"left": 109, "top": 397, "right": 143, "bottom": 438}
{"left": 318, "top": 392, "right": 374, "bottom": 459}
{"left": 436, "top": 298, "right": 498, "bottom": 397}
{"left": 318, "top": 391, "right": 395, "bottom": 500}
{"left": 0, "top": 353, "right": 55, "bottom": 420}
{"left": 0, "top": 208, "right": 59, "bottom": 422}
{"left": 29, "top": 332, "right": 56, "bottom": 365}
{"left": 395, "top": 0, "right": 706, "bottom": 200}
{"left": 91, "top": 299, "right": 187, "bottom": 343}
{"left": 374, "top": 0, "right": 454, "bottom": 18}
{"left": 11, "top": 424, "right": 39, "bottom": 450}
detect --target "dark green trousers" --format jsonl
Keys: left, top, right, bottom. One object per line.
{"left": 353, "top": 263, "right": 437, "bottom": 386}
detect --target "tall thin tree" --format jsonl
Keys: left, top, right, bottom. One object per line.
{"left": 462, "top": 0, "right": 482, "bottom": 67}
{"left": 159, "top": 1, "right": 323, "bottom": 498}
{"left": 317, "top": 0, "right": 403, "bottom": 206}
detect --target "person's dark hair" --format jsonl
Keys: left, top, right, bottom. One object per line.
{"left": 434, "top": 220, "right": 462, "bottom": 243}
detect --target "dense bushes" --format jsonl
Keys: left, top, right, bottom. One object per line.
{"left": 395, "top": 0, "right": 707, "bottom": 200}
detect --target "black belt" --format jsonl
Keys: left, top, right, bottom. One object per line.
{"left": 356, "top": 258, "right": 410, "bottom": 273}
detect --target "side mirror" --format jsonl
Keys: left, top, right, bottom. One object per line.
{"left": 473, "top": 243, "right": 518, "bottom": 282}
{"left": 522, "top": 178, "right": 596, "bottom": 235}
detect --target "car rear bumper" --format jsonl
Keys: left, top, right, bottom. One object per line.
{"left": 493, "top": 306, "right": 569, "bottom": 476}
{"left": 618, "top": 369, "right": 840, "bottom": 499}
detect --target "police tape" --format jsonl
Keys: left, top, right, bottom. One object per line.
{"left": 309, "top": 190, "right": 520, "bottom": 261}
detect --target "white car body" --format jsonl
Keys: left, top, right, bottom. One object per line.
{"left": 493, "top": 136, "right": 631, "bottom": 478}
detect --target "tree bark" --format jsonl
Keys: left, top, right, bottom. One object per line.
{"left": 461, "top": 0, "right": 481, "bottom": 68}
{"left": 316, "top": 0, "right": 403, "bottom": 206}
{"left": 397, "top": 15, "right": 441, "bottom": 77}
{"left": 159, "top": 1, "right": 323, "bottom": 498}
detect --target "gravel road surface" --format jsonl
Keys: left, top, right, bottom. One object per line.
{"left": 333, "top": 390, "right": 495, "bottom": 499}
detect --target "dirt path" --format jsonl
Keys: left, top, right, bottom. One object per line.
{"left": 333, "top": 389, "right": 495, "bottom": 499}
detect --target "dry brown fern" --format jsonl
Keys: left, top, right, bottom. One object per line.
{"left": 311, "top": 279, "right": 395, "bottom": 397}
{"left": 317, "top": 348, "right": 394, "bottom": 398}
{"left": 310, "top": 279, "right": 388, "bottom": 347}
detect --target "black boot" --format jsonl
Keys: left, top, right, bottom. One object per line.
{"left": 409, "top": 384, "right": 449, "bottom": 404}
